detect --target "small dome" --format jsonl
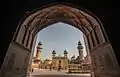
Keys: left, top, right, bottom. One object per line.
{"left": 78, "top": 41, "right": 82, "bottom": 45}
{"left": 38, "top": 41, "right": 42, "bottom": 45}
{"left": 64, "top": 50, "right": 68, "bottom": 54}
{"left": 52, "top": 50, "right": 56, "bottom": 54}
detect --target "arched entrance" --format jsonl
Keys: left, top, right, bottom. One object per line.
{"left": 0, "top": 3, "right": 120, "bottom": 77}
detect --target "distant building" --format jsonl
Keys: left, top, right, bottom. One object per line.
{"left": 52, "top": 50, "right": 68, "bottom": 70}
{"left": 69, "top": 41, "right": 84, "bottom": 64}
{"left": 31, "top": 40, "right": 91, "bottom": 73}
{"left": 41, "top": 59, "right": 52, "bottom": 69}
{"left": 68, "top": 41, "right": 91, "bottom": 73}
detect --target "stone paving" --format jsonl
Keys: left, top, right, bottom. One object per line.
{"left": 30, "top": 69, "right": 91, "bottom": 77}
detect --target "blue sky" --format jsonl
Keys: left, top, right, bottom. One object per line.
{"left": 33, "top": 22, "right": 87, "bottom": 60}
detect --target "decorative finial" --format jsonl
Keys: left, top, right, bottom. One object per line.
{"left": 78, "top": 41, "right": 82, "bottom": 45}
{"left": 38, "top": 41, "right": 42, "bottom": 45}
{"left": 64, "top": 50, "right": 68, "bottom": 54}
{"left": 77, "top": 41, "right": 83, "bottom": 49}
{"left": 52, "top": 50, "right": 56, "bottom": 54}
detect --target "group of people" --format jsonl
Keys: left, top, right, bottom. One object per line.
{"left": 49, "top": 65, "right": 61, "bottom": 71}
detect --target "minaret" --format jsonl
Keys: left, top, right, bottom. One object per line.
{"left": 52, "top": 50, "right": 56, "bottom": 57}
{"left": 77, "top": 41, "right": 84, "bottom": 63}
{"left": 36, "top": 41, "right": 42, "bottom": 59}
{"left": 64, "top": 50, "right": 68, "bottom": 58}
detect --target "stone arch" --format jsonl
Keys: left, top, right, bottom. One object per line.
{"left": 1, "top": 3, "right": 120, "bottom": 77}
{"left": 13, "top": 4, "right": 106, "bottom": 50}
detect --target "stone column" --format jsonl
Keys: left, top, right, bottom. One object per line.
{"left": 0, "top": 42, "right": 32, "bottom": 77}
{"left": 90, "top": 43, "right": 120, "bottom": 77}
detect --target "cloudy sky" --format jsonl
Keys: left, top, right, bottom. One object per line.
{"left": 33, "top": 22, "right": 87, "bottom": 60}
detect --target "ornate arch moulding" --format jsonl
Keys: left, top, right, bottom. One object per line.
{"left": 2, "top": 3, "right": 120, "bottom": 77}
{"left": 12, "top": 4, "right": 105, "bottom": 43}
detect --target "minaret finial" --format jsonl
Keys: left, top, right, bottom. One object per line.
{"left": 77, "top": 41, "right": 83, "bottom": 49}
{"left": 38, "top": 41, "right": 42, "bottom": 45}
{"left": 78, "top": 41, "right": 82, "bottom": 45}
{"left": 52, "top": 50, "right": 56, "bottom": 57}
{"left": 64, "top": 49, "right": 68, "bottom": 57}
{"left": 64, "top": 49, "right": 68, "bottom": 54}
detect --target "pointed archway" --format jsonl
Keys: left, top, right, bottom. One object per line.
{"left": 0, "top": 3, "right": 120, "bottom": 77}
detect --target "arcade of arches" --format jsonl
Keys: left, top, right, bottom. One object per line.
{"left": 0, "top": 4, "right": 120, "bottom": 77}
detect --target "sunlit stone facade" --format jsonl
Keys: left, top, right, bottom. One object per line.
{"left": 52, "top": 50, "right": 68, "bottom": 70}
{"left": 31, "top": 41, "right": 42, "bottom": 69}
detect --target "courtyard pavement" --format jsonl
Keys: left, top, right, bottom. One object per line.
{"left": 30, "top": 69, "right": 91, "bottom": 77}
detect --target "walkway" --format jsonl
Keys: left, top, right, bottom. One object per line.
{"left": 30, "top": 69, "right": 91, "bottom": 77}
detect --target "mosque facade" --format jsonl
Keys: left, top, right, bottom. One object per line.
{"left": 31, "top": 41, "right": 91, "bottom": 73}
{"left": 51, "top": 50, "right": 68, "bottom": 70}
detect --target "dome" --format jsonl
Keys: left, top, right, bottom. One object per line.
{"left": 52, "top": 50, "right": 56, "bottom": 54}
{"left": 64, "top": 50, "right": 68, "bottom": 54}
{"left": 78, "top": 41, "right": 82, "bottom": 45}
{"left": 38, "top": 41, "right": 42, "bottom": 45}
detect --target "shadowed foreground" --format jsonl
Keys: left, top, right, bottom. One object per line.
{"left": 30, "top": 69, "right": 91, "bottom": 77}
{"left": 31, "top": 75, "right": 90, "bottom": 77}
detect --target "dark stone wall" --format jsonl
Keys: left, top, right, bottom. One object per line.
{"left": 90, "top": 44, "right": 120, "bottom": 77}
{"left": 1, "top": 0, "right": 120, "bottom": 68}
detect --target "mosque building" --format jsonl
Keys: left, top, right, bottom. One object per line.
{"left": 31, "top": 40, "right": 91, "bottom": 73}
{"left": 51, "top": 50, "right": 69, "bottom": 70}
